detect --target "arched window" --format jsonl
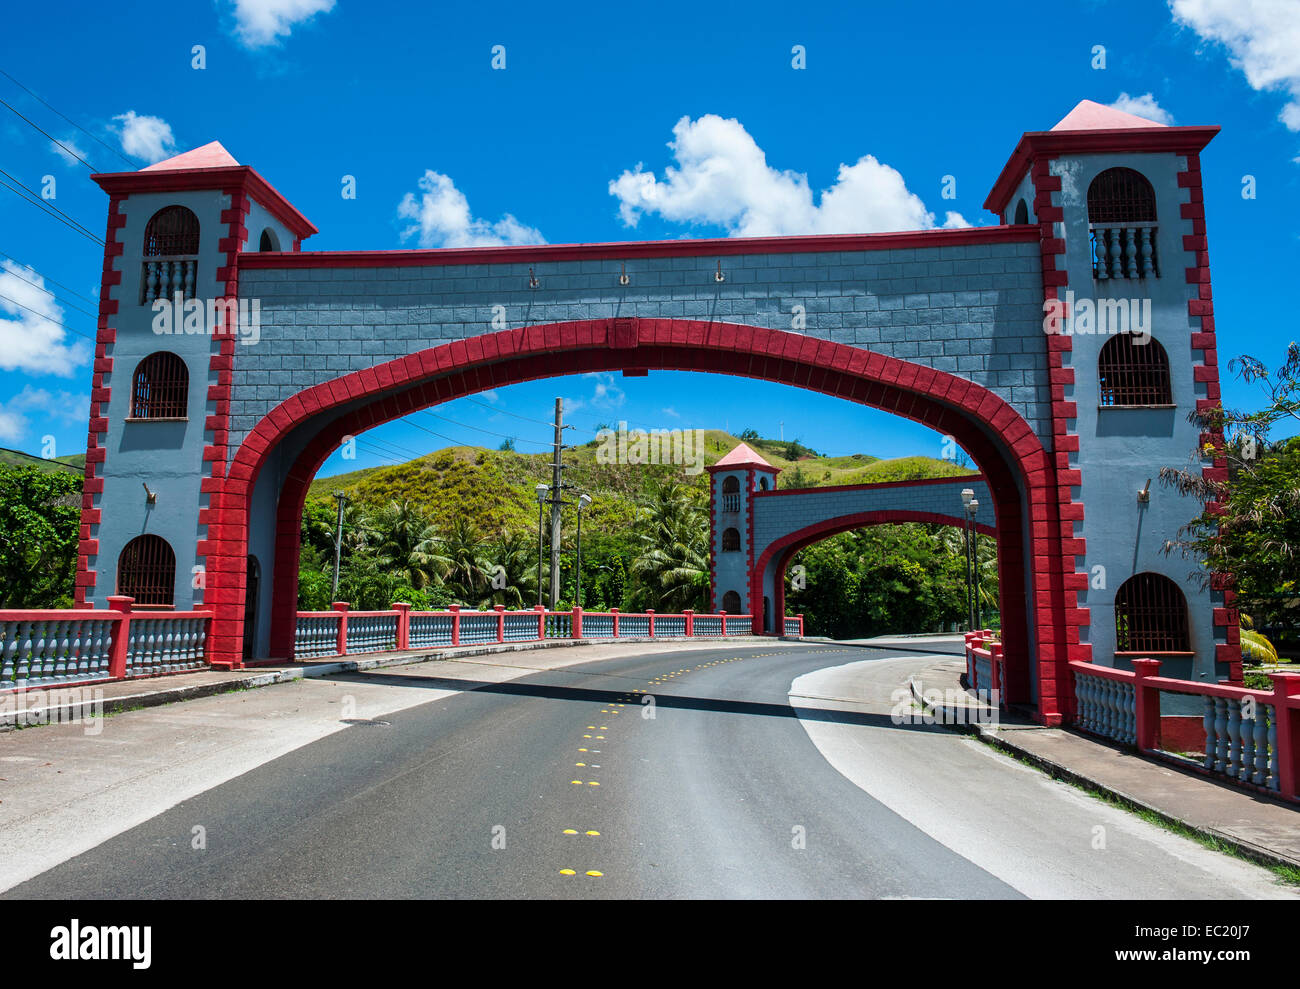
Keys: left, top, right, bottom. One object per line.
{"left": 758, "top": 476, "right": 771, "bottom": 491}
{"left": 1013, "top": 198, "right": 1029, "bottom": 225}
{"left": 721, "top": 590, "right": 742, "bottom": 614}
{"left": 1087, "top": 168, "right": 1156, "bottom": 224}
{"left": 721, "top": 528, "right": 741, "bottom": 552}
{"left": 131, "top": 352, "right": 189, "bottom": 419}
{"left": 117, "top": 535, "right": 176, "bottom": 607}
{"left": 258, "top": 228, "right": 280, "bottom": 252}
{"left": 1115, "top": 573, "right": 1189, "bottom": 653}
{"left": 141, "top": 205, "right": 200, "bottom": 303}
{"left": 1098, "top": 335, "right": 1172, "bottom": 406}
{"left": 1087, "top": 168, "right": 1158, "bottom": 279}
{"left": 721, "top": 475, "right": 740, "bottom": 513}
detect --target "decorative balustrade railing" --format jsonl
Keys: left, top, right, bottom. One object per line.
{"left": 344, "top": 613, "right": 399, "bottom": 655}
{"left": 963, "top": 631, "right": 1005, "bottom": 708}
{"left": 1064, "top": 658, "right": 1300, "bottom": 803}
{"left": 1089, "top": 225, "right": 1159, "bottom": 280}
{"left": 140, "top": 257, "right": 199, "bottom": 304}
{"left": 291, "top": 605, "right": 803, "bottom": 662}
{"left": 1, "top": 597, "right": 212, "bottom": 692}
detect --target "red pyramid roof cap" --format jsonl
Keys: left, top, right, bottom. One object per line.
{"left": 711, "top": 441, "right": 779, "bottom": 471}
{"left": 141, "top": 141, "right": 240, "bottom": 171}
{"left": 1051, "top": 99, "right": 1168, "bottom": 132}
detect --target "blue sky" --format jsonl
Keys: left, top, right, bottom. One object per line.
{"left": 1, "top": 0, "right": 1298, "bottom": 475}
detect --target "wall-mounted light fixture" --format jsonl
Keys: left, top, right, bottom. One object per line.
{"left": 714, "top": 260, "right": 725, "bottom": 283}
{"left": 529, "top": 266, "right": 539, "bottom": 289}
{"left": 1137, "top": 478, "right": 1152, "bottom": 504}
{"left": 142, "top": 482, "right": 157, "bottom": 505}
{"left": 619, "top": 262, "right": 630, "bottom": 286}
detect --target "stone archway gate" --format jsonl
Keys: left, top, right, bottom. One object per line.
{"left": 72, "top": 105, "right": 1237, "bottom": 726}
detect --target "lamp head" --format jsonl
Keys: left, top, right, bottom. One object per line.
{"left": 578, "top": 493, "right": 592, "bottom": 510}
{"left": 960, "top": 488, "right": 974, "bottom": 507}
{"left": 535, "top": 483, "right": 548, "bottom": 503}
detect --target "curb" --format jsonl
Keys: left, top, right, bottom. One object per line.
{"left": 907, "top": 678, "right": 1300, "bottom": 873}
{"left": 0, "top": 638, "right": 592, "bottom": 729}
{"left": 0, "top": 635, "right": 774, "bottom": 730}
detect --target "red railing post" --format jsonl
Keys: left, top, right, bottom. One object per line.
{"left": 572, "top": 606, "right": 582, "bottom": 639}
{"left": 495, "top": 604, "right": 505, "bottom": 643}
{"left": 332, "top": 603, "right": 353, "bottom": 655}
{"left": 719, "top": 610, "right": 727, "bottom": 637}
{"left": 332, "top": 601, "right": 349, "bottom": 656}
{"left": 391, "top": 602, "right": 410, "bottom": 650}
{"left": 611, "top": 608, "right": 619, "bottom": 639}
{"left": 106, "top": 595, "right": 133, "bottom": 679}
{"left": 1269, "top": 672, "right": 1300, "bottom": 800}
{"left": 990, "top": 641, "right": 1004, "bottom": 709}
{"left": 647, "top": 609, "right": 655, "bottom": 638}
{"left": 449, "top": 604, "right": 461, "bottom": 646}
{"left": 535, "top": 604, "right": 545, "bottom": 641}
{"left": 796, "top": 614, "right": 804, "bottom": 636}
{"left": 1131, "top": 658, "right": 1162, "bottom": 751}
{"left": 683, "top": 609, "right": 694, "bottom": 636}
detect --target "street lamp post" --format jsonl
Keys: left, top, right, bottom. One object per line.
{"left": 968, "top": 497, "right": 981, "bottom": 630}
{"left": 575, "top": 493, "right": 592, "bottom": 608}
{"left": 535, "top": 483, "right": 548, "bottom": 608}
{"left": 960, "top": 488, "right": 974, "bottom": 632}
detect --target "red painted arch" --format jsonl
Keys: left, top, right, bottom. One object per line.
{"left": 758, "top": 509, "right": 997, "bottom": 648}
{"left": 203, "top": 318, "right": 1065, "bottom": 721}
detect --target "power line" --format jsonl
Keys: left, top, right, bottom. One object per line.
{"left": 0, "top": 96, "right": 98, "bottom": 171}
{"left": 0, "top": 166, "right": 102, "bottom": 238}
{"left": 463, "top": 395, "right": 555, "bottom": 427}
{"left": 0, "top": 248, "right": 99, "bottom": 305}
{"left": 0, "top": 171, "right": 104, "bottom": 245}
{"left": 0, "top": 446, "right": 81, "bottom": 473}
{"left": 419, "top": 407, "right": 551, "bottom": 448}
{"left": 0, "top": 259, "right": 98, "bottom": 320}
{"left": 0, "top": 291, "right": 96, "bottom": 342}
{"left": 0, "top": 67, "right": 138, "bottom": 168}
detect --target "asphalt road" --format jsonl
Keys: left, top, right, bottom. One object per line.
{"left": 3, "top": 642, "right": 1291, "bottom": 899}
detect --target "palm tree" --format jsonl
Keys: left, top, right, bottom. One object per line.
{"left": 631, "top": 481, "right": 710, "bottom": 612}
{"left": 480, "top": 529, "right": 537, "bottom": 607}
{"left": 430, "top": 516, "right": 491, "bottom": 603}
{"left": 371, "top": 499, "right": 439, "bottom": 589}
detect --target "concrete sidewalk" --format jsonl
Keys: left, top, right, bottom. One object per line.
{"left": 0, "top": 636, "right": 773, "bottom": 729}
{"left": 907, "top": 658, "right": 1300, "bottom": 871}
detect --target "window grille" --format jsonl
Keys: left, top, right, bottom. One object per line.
{"left": 117, "top": 535, "right": 176, "bottom": 607}
{"left": 721, "top": 476, "right": 740, "bottom": 512}
{"left": 721, "top": 591, "right": 742, "bottom": 613}
{"left": 721, "top": 528, "right": 741, "bottom": 552}
{"left": 1115, "top": 573, "right": 1189, "bottom": 653}
{"left": 140, "top": 205, "right": 200, "bottom": 303}
{"left": 1098, "top": 336, "right": 1171, "bottom": 406}
{"left": 131, "top": 352, "right": 189, "bottom": 418}
{"left": 1087, "top": 168, "right": 1159, "bottom": 279}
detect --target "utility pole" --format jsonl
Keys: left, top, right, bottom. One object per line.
{"left": 548, "top": 398, "right": 574, "bottom": 607}
{"left": 331, "top": 491, "right": 347, "bottom": 597}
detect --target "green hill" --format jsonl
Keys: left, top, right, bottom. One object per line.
{"left": 0, "top": 448, "right": 84, "bottom": 474}
{"left": 307, "top": 429, "right": 974, "bottom": 526}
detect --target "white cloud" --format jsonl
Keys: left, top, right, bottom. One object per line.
{"left": 662, "top": 407, "right": 680, "bottom": 418}
{"left": 228, "top": 0, "right": 337, "bottom": 48}
{"left": 0, "top": 386, "right": 89, "bottom": 444}
{"left": 1171, "top": 0, "right": 1300, "bottom": 130}
{"left": 397, "top": 170, "right": 545, "bottom": 248}
{"left": 1108, "top": 92, "right": 1176, "bottom": 125}
{"left": 50, "top": 136, "right": 88, "bottom": 167}
{"left": 113, "top": 111, "right": 177, "bottom": 163}
{"left": 0, "top": 261, "right": 91, "bottom": 378}
{"left": 609, "top": 114, "right": 970, "bottom": 237}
